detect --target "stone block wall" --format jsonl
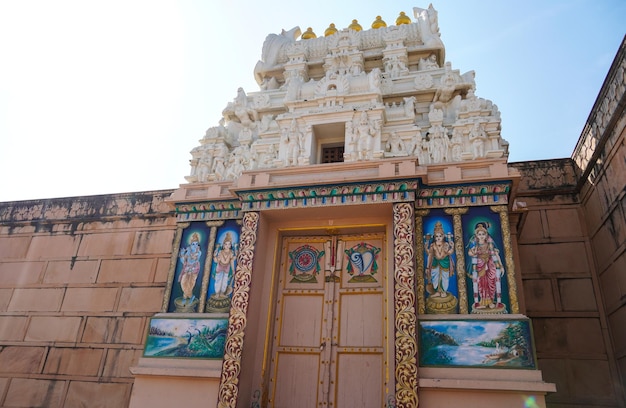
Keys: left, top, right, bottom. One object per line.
{"left": 511, "top": 159, "right": 622, "bottom": 407}
{"left": 510, "top": 36, "right": 626, "bottom": 408}
{"left": 0, "top": 191, "right": 176, "bottom": 408}
{"left": 574, "top": 35, "right": 626, "bottom": 407}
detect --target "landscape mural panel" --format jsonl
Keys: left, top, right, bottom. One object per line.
{"left": 144, "top": 317, "right": 228, "bottom": 359}
{"left": 419, "top": 319, "right": 536, "bottom": 369}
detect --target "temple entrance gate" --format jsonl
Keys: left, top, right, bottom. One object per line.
{"left": 267, "top": 231, "right": 388, "bottom": 407}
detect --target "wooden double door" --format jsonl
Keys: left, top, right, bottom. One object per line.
{"left": 268, "top": 232, "right": 388, "bottom": 407}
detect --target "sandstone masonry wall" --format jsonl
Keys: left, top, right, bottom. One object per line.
{"left": 510, "top": 36, "right": 626, "bottom": 408}
{"left": 0, "top": 191, "right": 176, "bottom": 408}
{"left": 575, "top": 35, "right": 626, "bottom": 407}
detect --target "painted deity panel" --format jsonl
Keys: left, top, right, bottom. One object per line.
{"left": 167, "top": 222, "right": 211, "bottom": 313}
{"left": 463, "top": 207, "right": 510, "bottom": 314}
{"left": 144, "top": 316, "right": 228, "bottom": 359}
{"left": 422, "top": 211, "right": 459, "bottom": 313}
{"left": 419, "top": 319, "right": 536, "bottom": 369}
{"left": 206, "top": 220, "right": 241, "bottom": 312}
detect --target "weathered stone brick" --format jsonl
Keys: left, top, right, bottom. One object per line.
{"left": 115, "top": 317, "right": 146, "bottom": 344}
{"left": 65, "top": 381, "right": 130, "bottom": 408}
{"left": 0, "top": 288, "right": 12, "bottom": 311}
{"left": 8, "top": 288, "right": 64, "bottom": 312}
{"left": 43, "top": 347, "right": 104, "bottom": 376}
{"left": 97, "top": 258, "right": 153, "bottom": 283}
{"left": 0, "top": 316, "right": 28, "bottom": 341}
{"left": 567, "top": 359, "right": 615, "bottom": 400}
{"left": 61, "top": 287, "right": 118, "bottom": 312}
{"left": 0, "top": 377, "right": 8, "bottom": 400}
{"left": 4, "top": 378, "right": 65, "bottom": 408}
{"left": 558, "top": 278, "right": 597, "bottom": 311}
{"left": 132, "top": 229, "right": 175, "bottom": 255}
{"left": 118, "top": 287, "right": 164, "bottom": 312}
{"left": 600, "top": 255, "right": 626, "bottom": 310}
{"left": 533, "top": 317, "right": 604, "bottom": 355}
{"left": 0, "top": 261, "right": 45, "bottom": 285}
{"left": 518, "top": 210, "right": 544, "bottom": 242}
{"left": 591, "top": 224, "right": 618, "bottom": 268}
{"left": 102, "top": 349, "right": 142, "bottom": 378}
{"left": 522, "top": 279, "right": 555, "bottom": 312}
{"left": 0, "top": 346, "right": 46, "bottom": 373}
{"left": 77, "top": 231, "right": 134, "bottom": 257}
{"left": 0, "top": 236, "right": 31, "bottom": 259}
{"left": 81, "top": 317, "right": 115, "bottom": 343}
{"left": 25, "top": 316, "right": 82, "bottom": 342}
{"left": 44, "top": 260, "right": 99, "bottom": 284}
{"left": 545, "top": 208, "right": 583, "bottom": 238}
{"left": 26, "top": 235, "right": 80, "bottom": 259}
{"left": 608, "top": 306, "right": 626, "bottom": 358}
{"left": 518, "top": 242, "right": 589, "bottom": 274}
{"left": 155, "top": 257, "right": 173, "bottom": 283}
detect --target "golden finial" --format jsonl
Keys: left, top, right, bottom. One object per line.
{"left": 348, "top": 19, "right": 362, "bottom": 32}
{"left": 324, "top": 23, "right": 338, "bottom": 37}
{"left": 371, "top": 15, "right": 387, "bottom": 29}
{"left": 301, "top": 27, "right": 317, "bottom": 40}
{"left": 396, "top": 11, "right": 411, "bottom": 25}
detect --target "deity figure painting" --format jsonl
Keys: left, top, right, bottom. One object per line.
{"left": 168, "top": 223, "right": 210, "bottom": 313}
{"left": 464, "top": 210, "right": 509, "bottom": 314}
{"left": 206, "top": 221, "right": 240, "bottom": 313}
{"left": 423, "top": 214, "right": 458, "bottom": 313}
{"left": 179, "top": 233, "right": 202, "bottom": 305}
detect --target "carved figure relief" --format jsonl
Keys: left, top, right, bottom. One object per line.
{"left": 469, "top": 122, "right": 487, "bottom": 159}
{"left": 385, "top": 131, "right": 408, "bottom": 156}
{"left": 349, "top": 111, "right": 380, "bottom": 161}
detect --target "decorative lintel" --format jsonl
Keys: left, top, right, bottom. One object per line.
{"left": 416, "top": 182, "right": 510, "bottom": 208}
{"left": 175, "top": 200, "right": 243, "bottom": 222}
{"left": 236, "top": 179, "right": 420, "bottom": 211}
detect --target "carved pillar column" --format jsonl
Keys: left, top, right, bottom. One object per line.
{"left": 217, "top": 211, "right": 260, "bottom": 408}
{"left": 393, "top": 202, "right": 418, "bottom": 408}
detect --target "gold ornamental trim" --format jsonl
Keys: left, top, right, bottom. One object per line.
{"left": 491, "top": 205, "right": 520, "bottom": 314}
{"left": 217, "top": 211, "right": 260, "bottom": 408}
{"left": 162, "top": 223, "right": 188, "bottom": 312}
{"left": 393, "top": 203, "right": 418, "bottom": 408}
{"left": 444, "top": 207, "right": 469, "bottom": 314}
{"left": 199, "top": 222, "right": 223, "bottom": 310}
{"left": 414, "top": 209, "right": 429, "bottom": 315}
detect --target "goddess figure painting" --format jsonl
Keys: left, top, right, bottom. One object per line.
{"left": 464, "top": 208, "right": 509, "bottom": 314}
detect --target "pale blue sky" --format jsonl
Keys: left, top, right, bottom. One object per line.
{"left": 0, "top": 0, "right": 623, "bottom": 201}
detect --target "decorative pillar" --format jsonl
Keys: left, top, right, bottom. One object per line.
{"left": 217, "top": 211, "right": 260, "bottom": 408}
{"left": 393, "top": 202, "right": 418, "bottom": 407}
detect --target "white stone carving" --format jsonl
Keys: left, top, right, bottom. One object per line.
{"left": 385, "top": 131, "right": 409, "bottom": 157}
{"left": 418, "top": 54, "right": 439, "bottom": 71}
{"left": 185, "top": 4, "right": 509, "bottom": 184}
{"left": 414, "top": 73, "right": 433, "bottom": 90}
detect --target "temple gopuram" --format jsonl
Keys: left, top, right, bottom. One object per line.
{"left": 0, "top": 5, "right": 624, "bottom": 408}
